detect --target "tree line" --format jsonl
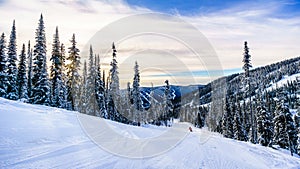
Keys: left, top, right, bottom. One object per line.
{"left": 0, "top": 14, "right": 175, "bottom": 127}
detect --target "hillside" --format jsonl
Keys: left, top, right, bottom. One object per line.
{"left": 0, "top": 98, "right": 299, "bottom": 169}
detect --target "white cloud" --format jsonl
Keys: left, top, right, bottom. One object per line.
{"left": 0, "top": 0, "right": 299, "bottom": 87}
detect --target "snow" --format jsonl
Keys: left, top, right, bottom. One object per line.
{"left": 0, "top": 98, "right": 300, "bottom": 169}
{"left": 266, "top": 73, "right": 300, "bottom": 92}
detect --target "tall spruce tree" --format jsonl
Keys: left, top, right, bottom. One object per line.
{"left": 273, "top": 103, "right": 298, "bottom": 155}
{"left": 163, "top": 80, "right": 173, "bottom": 126}
{"left": 107, "top": 42, "right": 120, "bottom": 121}
{"left": 0, "top": 33, "right": 8, "bottom": 97}
{"left": 132, "top": 61, "right": 143, "bottom": 124}
{"left": 256, "top": 106, "right": 273, "bottom": 146}
{"left": 79, "top": 60, "right": 88, "bottom": 114}
{"left": 50, "top": 26, "right": 63, "bottom": 107}
{"left": 222, "top": 97, "right": 234, "bottom": 138}
{"left": 242, "top": 41, "right": 255, "bottom": 143}
{"left": 234, "top": 97, "right": 247, "bottom": 141}
{"left": 17, "top": 44, "right": 28, "bottom": 100}
{"left": 95, "top": 55, "right": 107, "bottom": 118}
{"left": 59, "top": 43, "right": 67, "bottom": 108}
{"left": 86, "top": 46, "right": 97, "bottom": 116}
{"left": 27, "top": 41, "right": 33, "bottom": 102}
{"left": 6, "top": 20, "right": 18, "bottom": 100}
{"left": 66, "top": 34, "right": 81, "bottom": 110}
{"left": 31, "top": 14, "right": 51, "bottom": 105}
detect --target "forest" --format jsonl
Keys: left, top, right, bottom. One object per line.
{"left": 0, "top": 14, "right": 299, "bottom": 156}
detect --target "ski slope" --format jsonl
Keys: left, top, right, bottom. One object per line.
{"left": 0, "top": 98, "right": 299, "bottom": 169}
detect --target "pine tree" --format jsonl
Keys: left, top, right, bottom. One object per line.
{"left": 163, "top": 80, "right": 173, "bottom": 126}
{"left": 50, "top": 26, "right": 63, "bottom": 107}
{"left": 59, "top": 43, "right": 67, "bottom": 108}
{"left": 107, "top": 42, "right": 120, "bottom": 121}
{"left": 31, "top": 14, "right": 51, "bottom": 105}
{"left": 242, "top": 41, "right": 255, "bottom": 143}
{"left": 132, "top": 61, "right": 143, "bottom": 124}
{"left": 17, "top": 44, "right": 28, "bottom": 100}
{"left": 85, "top": 45, "right": 97, "bottom": 116}
{"left": 222, "top": 97, "right": 234, "bottom": 138}
{"left": 273, "top": 103, "right": 298, "bottom": 155}
{"left": 294, "top": 110, "right": 300, "bottom": 155}
{"left": 66, "top": 33, "right": 81, "bottom": 110}
{"left": 95, "top": 55, "right": 107, "bottom": 118}
{"left": 233, "top": 97, "right": 247, "bottom": 141}
{"left": 6, "top": 20, "right": 18, "bottom": 100}
{"left": 27, "top": 41, "right": 33, "bottom": 102}
{"left": 0, "top": 33, "right": 8, "bottom": 97}
{"left": 256, "top": 106, "right": 273, "bottom": 146}
{"left": 79, "top": 60, "right": 88, "bottom": 114}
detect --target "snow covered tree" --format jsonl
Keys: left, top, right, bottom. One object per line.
{"left": 162, "top": 80, "right": 173, "bottom": 126}
{"left": 17, "top": 43, "right": 28, "bottom": 100}
{"left": 95, "top": 55, "right": 107, "bottom": 118}
{"left": 256, "top": 106, "right": 273, "bottom": 146}
{"left": 242, "top": 41, "right": 255, "bottom": 143}
{"left": 50, "top": 26, "right": 64, "bottom": 107}
{"left": 6, "top": 20, "right": 18, "bottom": 100}
{"left": 66, "top": 33, "right": 81, "bottom": 110}
{"left": 0, "top": 33, "right": 8, "bottom": 97}
{"left": 27, "top": 41, "right": 33, "bottom": 102}
{"left": 196, "top": 106, "right": 207, "bottom": 128}
{"left": 58, "top": 43, "right": 67, "bottom": 108}
{"left": 85, "top": 45, "right": 97, "bottom": 116}
{"left": 107, "top": 42, "right": 120, "bottom": 121}
{"left": 294, "top": 111, "right": 300, "bottom": 155}
{"left": 222, "top": 97, "right": 234, "bottom": 138}
{"left": 132, "top": 61, "right": 143, "bottom": 124}
{"left": 234, "top": 97, "right": 247, "bottom": 141}
{"left": 79, "top": 60, "right": 88, "bottom": 114}
{"left": 31, "top": 14, "right": 51, "bottom": 105}
{"left": 273, "top": 103, "right": 298, "bottom": 155}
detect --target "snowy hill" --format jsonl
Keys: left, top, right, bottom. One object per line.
{"left": 0, "top": 98, "right": 299, "bottom": 169}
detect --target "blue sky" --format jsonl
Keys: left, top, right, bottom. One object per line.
{"left": 125, "top": 0, "right": 300, "bottom": 17}
{"left": 0, "top": 0, "right": 299, "bottom": 87}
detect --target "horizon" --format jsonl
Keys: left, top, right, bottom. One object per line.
{"left": 0, "top": 0, "right": 299, "bottom": 88}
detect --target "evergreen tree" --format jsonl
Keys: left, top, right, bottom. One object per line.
{"left": 163, "top": 80, "right": 173, "bottom": 126}
{"left": 95, "top": 55, "right": 107, "bottom": 118}
{"left": 294, "top": 110, "right": 300, "bottom": 155}
{"left": 273, "top": 103, "right": 298, "bottom": 155}
{"left": 256, "top": 106, "right": 273, "bottom": 146}
{"left": 6, "top": 20, "right": 18, "bottom": 100}
{"left": 132, "top": 61, "right": 143, "bottom": 124}
{"left": 0, "top": 33, "right": 8, "bottom": 97}
{"left": 66, "top": 34, "right": 81, "bottom": 110}
{"left": 222, "top": 97, "right": 234, "bottom": 138}
{"left": 27, "top": 41, "right": 33, "bottom": 102}
{"left": 242, "top": 41, "right": 255, "bottom": 143}
{"left": 17, "top": 44, "right": 28, "bottom": 100}
{"left": 50, "top": 26, "right": 63, "bottom": 107}
{"left": 86, "top": 45, "right": 97, "bottom": 116}
{"left": 107, "top": 42, "right": 120, "bottom": 121}
{"left": 233, "top": 97, "right": 247, "bottom": 141}
{"left": 59, "top": 43, "right": 67, "bottom": 108}
{"left": 31, "top": 14, "right": 51, "bottom": 105}
{"left": 79, "top": 60, "right": 88, "bottom": 114}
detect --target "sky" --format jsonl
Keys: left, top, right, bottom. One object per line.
{"left": 0, "top": 0, "right": 300, "bottom": 88}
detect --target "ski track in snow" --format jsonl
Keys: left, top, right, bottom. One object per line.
{"left": 0, "top": 98, "right": 299, "bottom": 169}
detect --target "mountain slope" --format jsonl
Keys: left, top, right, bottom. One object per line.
{"left": 0, "top": 98, "right": 299, "bottom": 169}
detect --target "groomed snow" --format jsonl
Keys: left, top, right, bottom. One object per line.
{"left": 0, "top": 98, "right": 299, "bottom": 169}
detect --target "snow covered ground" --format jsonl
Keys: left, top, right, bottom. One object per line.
{"left": 267, "top": 73, "right": 300, "bottom": 92}
{"left": 0, "top": 98, "right": 299, "bottom": 169}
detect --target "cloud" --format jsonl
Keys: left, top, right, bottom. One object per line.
{"left": 0, "top": 0, "right": 299, "bottom": 87}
